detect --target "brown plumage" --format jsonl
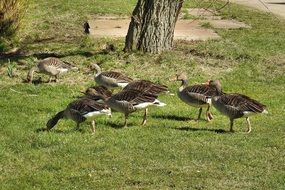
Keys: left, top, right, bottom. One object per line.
{"left": 92, "top": 89, "right": 166, "bottom": 127}
{"left": 123, "top": 80, "right": 168, "bottom": 95}
{"left": 83, "top": 85, "right": 112, "bottom": 101}
{"left": 27, "top": 57, "right": 77, "bottom": 83}
{"left": 173, "top": 73, "right": 218, "bottom": 121}
{"left": 93, "top": 64, "right": 133, "bottom": 88}
{"left": 209, "top": 80, "right": 268, "bottom": 133}
{"left": 46, "top": 97, "right": 111, "bottom": 134}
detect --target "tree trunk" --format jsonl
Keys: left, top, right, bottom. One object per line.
{"left": 124, "top": 0, "right": 183, "bottom": 54}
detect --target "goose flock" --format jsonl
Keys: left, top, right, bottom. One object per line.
{"left": 27, "top": 57, "right": 268, "bottom": 134}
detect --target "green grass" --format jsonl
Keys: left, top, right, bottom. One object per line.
{"left": 1, "top": 0, "right": 285, "bottom": 189}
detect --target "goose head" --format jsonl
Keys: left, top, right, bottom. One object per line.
{"left": 91, "top": 63, "right": 102, "bottom": 75}
{"left": 208, "top": 80, "right": 223, "bottom": 95}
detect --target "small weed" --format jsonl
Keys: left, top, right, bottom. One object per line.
{"left": 201, "top": 21, "right": 211, "bottom": 28}
{"left": 7, "top": 59, "right": 16, "bottom": 78}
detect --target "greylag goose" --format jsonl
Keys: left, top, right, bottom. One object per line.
{"left": 27, "top": 57, "right": 77, "bottom": 83}
{"left": 123, "top": 80, "right": 168, "bottom": 125}
{"left": 46, "top": 97, "right": 111, "bottom": 134}
{"left": 209, "top": 80, "right": 268, "bottom": 133}
{"left": 94, "top": 89, "right": 166, "bottom": 127}
{"left": 173, "top": 73, "right": 218, "bottom": 121}
{"left": 92, "top": 63, "right": 133, "bottom": 88}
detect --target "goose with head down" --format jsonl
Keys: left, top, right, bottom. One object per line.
{"left": 46, "top": 97, "right": 111, "bottom": 134}
{"left": 173, "top": 73, "right": 218, "bottom": 121}
{"left": 208, "top": 80, "right": 268, "bottom": 133}
{"left": 92, "top": 63, "right": 133, "bottom": 88}
{"left": 27, "top": 57, "right": 77, "bottom": 83}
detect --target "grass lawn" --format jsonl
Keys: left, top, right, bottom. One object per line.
{"left": 0, "top": 0, "right": 285, "bottom": 189}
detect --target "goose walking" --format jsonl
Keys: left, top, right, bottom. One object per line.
{"left": 46, "top": 97, "right": 111, "bottom": 134}
{"left": 92, "top": 89, "right": 166, "bottom": 127}
{"left": 92, "top": 63, "right": 133, "bottom": 88}
{"left": 173, "top": 73, "right": 218, "bottom": 121}
{"left": 209, "top": 80, "right": 268, "bottom": 133}
{"left": 27, "top": 57, "right": 77, "bottom": 83}
{"left": 123, "top": 80, "right": 168, "bottom": 125}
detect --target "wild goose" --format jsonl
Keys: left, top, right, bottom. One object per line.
{"left": 94, "top": 89, "right": 166, "bottom": 127}
{"left": 27, "top": 57, "right": 77, "bottom": 83}
{"left": 209, "top": 80, "right": 268, "bottom": 133}
{"left": 173, "top": 73, "right": 218, "bottom": 121}
{"left": 123, "top": 80, "right": 168, "bottom": 125}
{"left": 92, "top": 63, "right": 133, "bottom": 88}
{"left": 46, "top": 97, "right": 111, "bottom": 134}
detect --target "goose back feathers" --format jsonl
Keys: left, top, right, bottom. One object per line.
{"left": 93, "top": 64, "right": 133, "bottom": 88}
{"left": 123, "top": 80, "right": 168, "bottom": 95}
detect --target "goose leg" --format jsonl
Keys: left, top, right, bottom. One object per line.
{"left": 197, "top": 108, "right": 202, "bottom": 121}
{"left": 91, "top": 120, "right": 96, "bottom": 134}
{"left": 124, "top": 113, "right": 129, "bottom": 128}
{"left": 48, "top": 76, "right": 52, "bottom": 83}
{"left": 230, "top": 118, "right": 234, "bottom": 132}
{"left": 246, "top": 117, "right": 252, "bottom": 133}
{"left": 55, "top": 74, "right": 59, "bottom": 82}
{"left": 141, "top": 108, "right": 148, "bottom": 126}
{"left": 75, "top": 122, "right": 80, "bottom": 131}
{"left": 206, "top": 105, "right": 213, "bottom": 121}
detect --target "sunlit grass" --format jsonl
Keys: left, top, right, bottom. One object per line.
{"left": 0, "top": 0, "right": 285, "bottom": 189}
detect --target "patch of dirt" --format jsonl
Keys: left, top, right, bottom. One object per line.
{"left": 88, "top": 8, "right": 250, "bottom": 41}
{"left": 89, "top": 19, "right": 220, "bottom": 41}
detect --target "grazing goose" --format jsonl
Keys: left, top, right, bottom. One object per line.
{"left": 46, "top": 97, "right": 111, "bottom": 134}
{"left": 173, "top": 73, "right": 218, "bottom": 121}
{"left": 209, "top": 80, "right": 268, "bottom": 133}
{"left": 92, "top": 63, "right": 133, "bottom": 88}
{"left": 123, "top": 80, "right": 168, "bottom": 125}
{"left": 94, "top": 89, "right": 166, "bottom": 127}
{"left": 27, "top": 57, "right": 77, "bottom": 83}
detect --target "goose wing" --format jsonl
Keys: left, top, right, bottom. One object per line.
{"left": 124, "top": 80, "right": 168, "bottom": 95}
{"left": 111, "top": 89, "right": 157, "bottom": 105}
{"left": 220, "top": 93, "right": 266, "bottom": 113}
{"left": 68, "top": 98, "right": 108, "bottom": 115}
{"left": 101, "top": 71, "right": 133, "bottom": 82}
{"left": 84, "top": 85, "right": 112, "bottom": 98}
{"left": 183, "top": 84, "right": 214, "bottom": 103}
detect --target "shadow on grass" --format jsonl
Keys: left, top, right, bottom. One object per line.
{"left": 35, "top": 127, "right": 89, "bottom": 134}
{"left": 152, "top": 114, "right": 193, "bottom": 121}
{"left": 175, "top": 126, "right": 227, "bottom": 133}
{"left": 153, "top": 114, "right": 210, "bottom": 122}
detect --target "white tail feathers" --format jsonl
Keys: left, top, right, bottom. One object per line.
{"left": 262, "top": 109, "right": 268, "bottom": 114}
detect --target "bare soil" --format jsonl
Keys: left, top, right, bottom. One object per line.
{"left": 88, "top": 8, "right": 250, "bottom": 41}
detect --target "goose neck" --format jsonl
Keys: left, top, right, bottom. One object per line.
{"left": 179, "top": 79, "right": 188, "bottom": 91}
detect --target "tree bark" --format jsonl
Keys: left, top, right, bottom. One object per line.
{"left": 124, "top": 0, "right": 183, "bottom": 54}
